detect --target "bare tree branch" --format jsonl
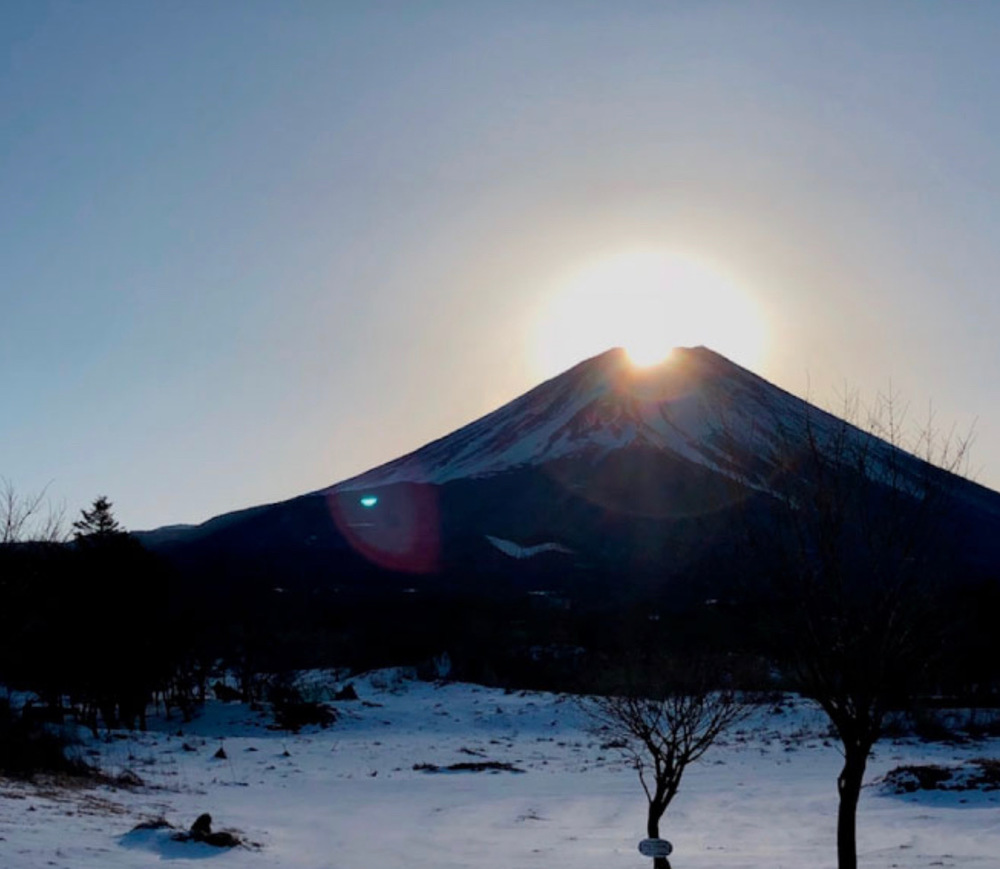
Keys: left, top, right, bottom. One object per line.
{"left": 583, "top": 657, "right": 749, "bottom": 865}
{"left": 723, "top": 385, "right": 973, "bottom": 869}
{"left": 0, "top": 478, "right": 67, "bottom": 544}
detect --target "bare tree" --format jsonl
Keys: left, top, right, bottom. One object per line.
{"left": 586, "top": 661, "right": 749, "bottom": 868}
{"left": 0, "top": 478, "right": 66, "bottom": 544}
{"left": 0, "top": 479, "right": 67, "bottom": 710}
{"left": 733, "top": 389, "right": 972, "bottom": 869}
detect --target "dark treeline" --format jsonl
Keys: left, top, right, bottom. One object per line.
{"left": 2, "top": 495, "right": 999, "bottom": 765}
{"left": 1, "top": 528, "right": 185, "bottom": 733}
{"left": 3, "top": 534, "right": 998, "bottom": 731}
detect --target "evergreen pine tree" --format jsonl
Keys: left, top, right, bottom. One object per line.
{"left": 72, "top": 496, "right": 123, "bottom": 540}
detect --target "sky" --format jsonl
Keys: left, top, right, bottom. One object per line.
{"left": 4, "top": 1, "right": 1000, "bottom": 531}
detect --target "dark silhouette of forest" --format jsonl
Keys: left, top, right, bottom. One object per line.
{"left": 1, "top": 482, "right": 999, "bottom": 786}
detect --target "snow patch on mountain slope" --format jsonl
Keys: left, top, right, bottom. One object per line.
{"left": 486, "top": 535, "right": 574, "bottom": 559}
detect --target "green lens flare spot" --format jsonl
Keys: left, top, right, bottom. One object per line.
{"left": 360, "top": 495, "right": 378, "bottom": 508}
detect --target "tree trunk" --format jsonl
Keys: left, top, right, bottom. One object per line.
{"left": 647, "top": 802, "right": 672, "bottom": 869}
{"left": 836, "top": 747, "right": 868, "bottom": 869}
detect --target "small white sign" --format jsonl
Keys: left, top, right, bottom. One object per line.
{"left": 638, "top": 838, "right": 673, "bottom": 858}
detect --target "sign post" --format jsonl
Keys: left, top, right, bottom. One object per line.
{"left": 638, "top": 838, "right": 673, "bottom": 859}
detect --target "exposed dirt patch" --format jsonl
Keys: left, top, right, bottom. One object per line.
{"left": 880, "top": 760, "right": 1000, "bottom": 795}
{"left": 413, "top": 761, "right": 525, "bottom": 774}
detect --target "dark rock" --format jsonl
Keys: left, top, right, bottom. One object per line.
{"left": 115, "top": 769, "right": 144, "bottom": 787}
{"left": 185, "top": 813, "right": 241, "bottom": 848}
{"left": 334, "top": 683, "right": 359, "bottom": 701}
{"left": 190, "top": 813, "right": 213, "bottom": 838}
{"left": 131, "top": 817, "right": 173, "bottom": 832}
{"left": 202, "top": 831, "right": 241, "bottom": 847}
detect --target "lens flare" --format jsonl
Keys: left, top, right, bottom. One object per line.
{"left": 327, "top": 484, "right": 440, "bottom": 574}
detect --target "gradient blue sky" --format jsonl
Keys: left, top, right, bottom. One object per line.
{"left": 4, "top": 1, "right": 1000, "bottom": 530}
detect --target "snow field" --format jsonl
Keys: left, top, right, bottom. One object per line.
{"left": 1, "top": 672, "right": 998, "bottom": 868}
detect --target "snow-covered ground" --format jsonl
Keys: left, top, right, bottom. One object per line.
{"left": 2, "top": 671, "right": 998, "bottom": 868}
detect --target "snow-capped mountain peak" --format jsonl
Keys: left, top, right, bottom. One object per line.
{"left": 331, "top": 346, "right": 808, "bottom": 493}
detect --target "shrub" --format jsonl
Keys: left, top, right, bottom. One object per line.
{"left": 881, "top": 764, "right": 954, "bottom": 794}
{"left": 267, "top": 681, "right": 336, "bottom": 732}
{"left": 0, "top": 698, "right": 91, "bottom": 779}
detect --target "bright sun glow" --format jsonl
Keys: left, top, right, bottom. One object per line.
{"left": 532, "top": 251, "right": 768, "bottom": 376}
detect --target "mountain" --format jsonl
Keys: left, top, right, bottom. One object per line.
{"left": 142, "top": 346, "right": 1000, "bottom": 602}
{"left": 331, "top": 345, "right": 839, "bottom": 496}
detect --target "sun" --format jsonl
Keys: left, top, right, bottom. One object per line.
{"left": 532, "top": 251, "right": 767, "bottom": 376}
